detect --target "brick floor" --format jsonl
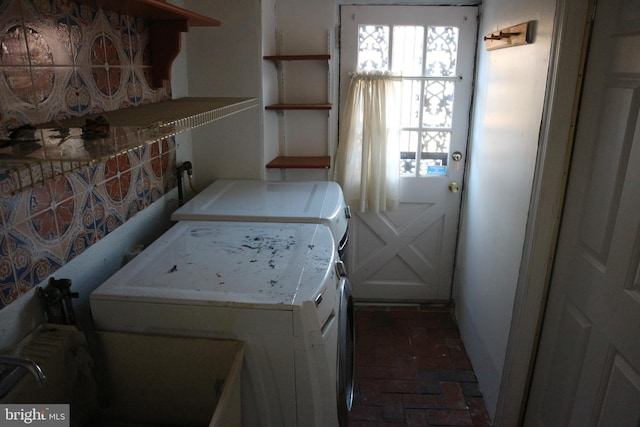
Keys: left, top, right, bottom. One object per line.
{"left": 348, "top": 305, "right": 492, "bottom": 427}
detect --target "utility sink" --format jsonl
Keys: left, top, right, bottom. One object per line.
{"left": 0, "top": 325, "right": 244, "bottom": 427}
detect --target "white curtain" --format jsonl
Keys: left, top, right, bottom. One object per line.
{"left": 334, "top": 71, "right": 400, "bottom": 213}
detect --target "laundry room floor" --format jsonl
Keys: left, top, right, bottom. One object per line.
{"left": 348, "top": 305, "right": 492, "bottom": 427}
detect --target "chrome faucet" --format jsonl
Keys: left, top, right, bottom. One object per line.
{"left": 0, "top": 355, "right": 47, "bottom": 385}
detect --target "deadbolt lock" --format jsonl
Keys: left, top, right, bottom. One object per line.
{"left": 452, "top": 151, "right": 463, "bottom": 162}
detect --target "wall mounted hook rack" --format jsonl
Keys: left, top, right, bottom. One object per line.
{"left": 484, "top": 21, "right": 533, "bottom": 50}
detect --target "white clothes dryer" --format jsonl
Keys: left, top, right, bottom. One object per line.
{"left": 90, "top": 221, "right": 348, "bottom": 427}
{"left": 171, "top": 179, "right": 351, "bottom": 257}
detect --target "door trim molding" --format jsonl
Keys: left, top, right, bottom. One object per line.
{"left": 494, "top": 0, "right": 595, "bottom": 425}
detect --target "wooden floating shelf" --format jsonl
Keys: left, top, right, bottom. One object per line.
{"left": 266, "top": 156, "right": 331, "bottom": 169}
{"left": 265, "top": 104, "right": 332, "bottom": 111}
{"left": 263, "top": 55, "right": 330, "bottom": 61}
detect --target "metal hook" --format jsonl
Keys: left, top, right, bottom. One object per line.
{"left": 484, "top": 31, "right": 521, "bottom": 41}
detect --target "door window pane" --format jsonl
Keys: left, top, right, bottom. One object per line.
{"left": 399, "top": 130, "right": 419, "bottom": 176}
{"left": 392, "top": 26, "right": 424, "bottom": 76}
{"left": 426, "top": 26, "right": 459, "bottom": 77}
{"left": 422, "top": 131, "right": 451, "bottom": 176}
{"left": 358, "top": 25, "right": 389, "bottom": 71}
{"left": 399, "top": 79, "right": 422, "bottom": 128}
{"left": 423, "top": 80, "right": 455, "bottom": 128}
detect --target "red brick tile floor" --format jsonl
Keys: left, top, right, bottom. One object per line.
{"left": 348, "top": 305, "right": 492, "bottom": 427}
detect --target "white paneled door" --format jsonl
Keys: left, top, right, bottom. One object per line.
{"left": 339, "top": 6, "right": 477, "bottom": 301}
{"left": 525, "top": 0, "right": 640, "bottom": 425}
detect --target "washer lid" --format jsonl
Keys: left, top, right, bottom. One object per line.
{"left": 90, "top": 221, "right": 336, "bottom": 308}
{"left": 171, "top": 180, "right": 347, "bottom": 241}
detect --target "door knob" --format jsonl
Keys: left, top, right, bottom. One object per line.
{"left": 448, "top": 181, "right": 460, "bottom": 193}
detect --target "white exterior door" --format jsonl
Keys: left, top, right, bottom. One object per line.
{"left": 525, "top": 0, "right": 640, "bottom": 425}
{"left": 339, "top": 6, "right": 477, "bottom": 301}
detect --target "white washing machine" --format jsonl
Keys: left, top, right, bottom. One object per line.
{"left": 90, "top": 221, "right": 348, "bottom": 427}
{"left": 171, "top": 179, "right": 354, "bottom": 423}
{"left": 171, "top": 179, "right": 351, "bottom": 257}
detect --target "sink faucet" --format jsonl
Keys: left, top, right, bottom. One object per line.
{"left": 0, "top": 355, "right": 47, "bottom": 385}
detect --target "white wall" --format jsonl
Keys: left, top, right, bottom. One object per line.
{"left": 453, "top": 0, "right": 557, "bottom": 420}
{"left": 183, "top": 0, "right": 264, "bottom": 187}
{"left": 262, "top": 0, "right": 279, "bottom": 178}
{"left": 170, "top": 0, "right": 195, "bottom": 179}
